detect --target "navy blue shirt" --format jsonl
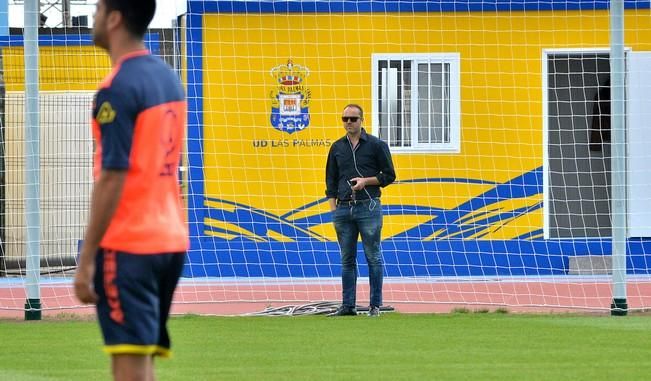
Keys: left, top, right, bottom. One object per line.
{"left": 325, "top": 128, "right": 396, "bottom": 201}
{"left": 91, "top": 50, "right": 189, "bottom": 252}
{"left": 93, "top": 53, "right": 185, "bottom": 170}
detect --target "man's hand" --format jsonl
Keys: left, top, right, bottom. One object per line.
{"left": 328, "top": 198, "right": 337, "bottom": 212}
{"left": 350, "top": 177, "right": 367, "bottom": 191}
{"left": 73, "top": 170, "right": 126, "bottom": 305}
{"left": 350, "top": 176, "right": 381, "bottom": 192}
{"left": 74, "top": 256, "right": 98, "bottom": 304}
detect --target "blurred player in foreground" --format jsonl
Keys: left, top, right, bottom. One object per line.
{"left": 74, "top": 0, "right": 189, "bottom": 380}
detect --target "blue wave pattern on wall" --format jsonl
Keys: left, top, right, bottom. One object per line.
{"left": 204, "top": 168, "right": 543, "bottom": 242}
{"left": 187, "top": 167, "right": 651, "bottom": 277}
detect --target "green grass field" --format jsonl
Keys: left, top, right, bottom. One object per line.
{"left": 1, "top": 312, "right": 651, "bottom": 380}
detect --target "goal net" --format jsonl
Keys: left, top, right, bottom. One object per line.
{"left": 3, "top": 0, "right": 651, "bottom": 317}
{"left": 0, "top": 26, "right": 180, "bottom": 316}
{"left": 177, "top": 0, "right": 651, "bottom": 313}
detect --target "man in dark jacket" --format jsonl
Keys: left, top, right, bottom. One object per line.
{"left": 325, "top": 104, "right": 396, "bottom": 317}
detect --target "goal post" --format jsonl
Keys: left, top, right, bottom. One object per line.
{"left": 609, "top": 0, "right": 627, "bottom": 316}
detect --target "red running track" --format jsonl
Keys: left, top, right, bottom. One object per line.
{"left": 2, "top": 277, "right": 651, "bottom": 318}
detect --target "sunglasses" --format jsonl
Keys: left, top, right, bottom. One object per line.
{"left": 342, "top": 116, "right": 361, "bottom": 123}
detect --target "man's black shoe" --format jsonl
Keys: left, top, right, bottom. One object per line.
{"left": 328, "top": 306, "right": 357, "bottom": 316}
{"left": 368, "top": 306, "right": 381, "bottom": 317}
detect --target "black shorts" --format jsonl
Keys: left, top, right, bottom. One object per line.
{"left": 93, "top": 249, "right": 186, "bottom": 357}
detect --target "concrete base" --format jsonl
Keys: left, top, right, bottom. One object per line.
{"left": 568, "top": 255, "right": 612, "bottom": 275}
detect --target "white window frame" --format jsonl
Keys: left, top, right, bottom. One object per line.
{"left": 372, "top": 53, "right": 461, "bottom": 153}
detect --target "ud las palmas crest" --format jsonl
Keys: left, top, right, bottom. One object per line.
{"left": 270, "top": 60, "right": 311, "bottom": 133}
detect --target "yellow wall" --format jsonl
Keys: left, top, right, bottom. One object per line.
{"left": 202, "top": 10, "right": 651, "bottom": 238}
{"left": 2, "top": 45, "right": 110, "bottom": 91}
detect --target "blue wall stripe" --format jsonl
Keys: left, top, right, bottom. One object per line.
{"left": 188, "top": 0, "right": 650, "bottom": 14}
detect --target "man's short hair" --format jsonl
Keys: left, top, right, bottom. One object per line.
{"left": 104, "top": 0, "right": 156, "bottom": 38}
{"left": 343, "top": 104, "right": 364, "bottom": 119}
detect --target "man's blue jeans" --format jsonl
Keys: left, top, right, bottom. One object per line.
{"left": 333, "top": 199, "right": 383, "bottom": 308}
